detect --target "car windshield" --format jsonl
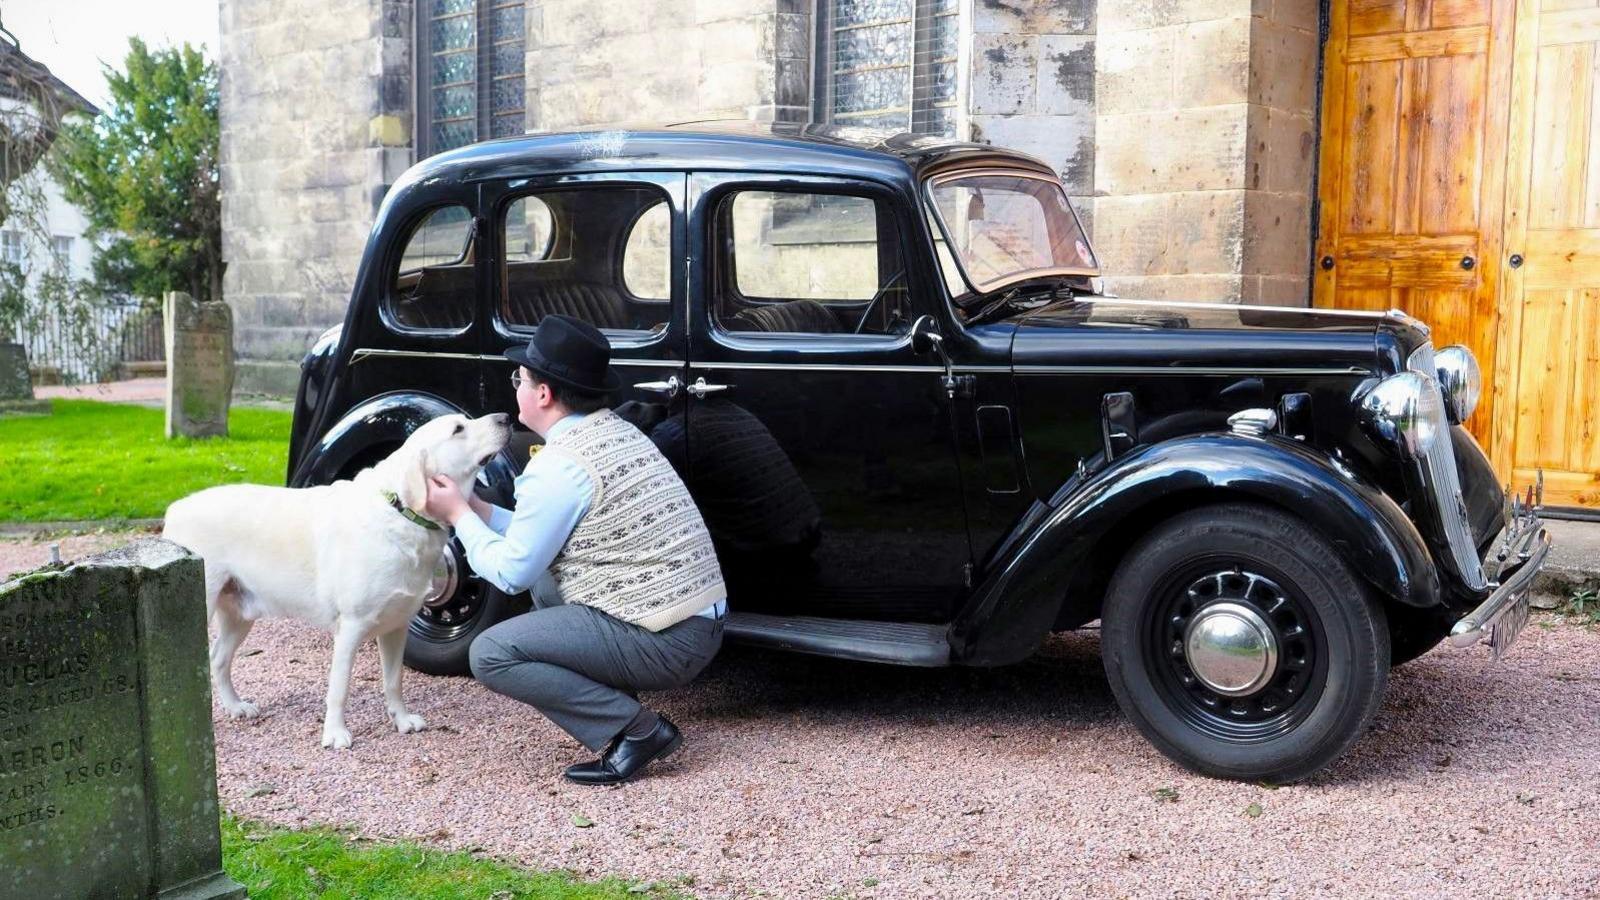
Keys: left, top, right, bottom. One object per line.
{"left": 928, "top": 172, "right": 1096, "bottom": 299}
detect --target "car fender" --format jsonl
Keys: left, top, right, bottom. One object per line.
{"left": 950, "top": 432, "right": 1442, "bottom": 667}
{"left": 289, "top": 391, "right": 467, "bottom": 487}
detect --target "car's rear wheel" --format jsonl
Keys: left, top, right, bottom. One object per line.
{"left": 404, "top": 537, "right": 516, "bottom": 676}
{"left": 1101, "top": 503, "right": 1389, "bottom": 783}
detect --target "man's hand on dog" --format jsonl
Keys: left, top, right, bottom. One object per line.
{"left": 423, "top": 474, "right": 470, "bottom": 524}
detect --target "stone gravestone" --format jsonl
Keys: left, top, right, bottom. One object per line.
{"left": 164, "top": 291, "right": 234, "bottom": 438}
{"left": 0, "top": 341, "right": 50, "bottom": 415}
{"left": 0, "top": 540, "right": 245, "bottom": 900}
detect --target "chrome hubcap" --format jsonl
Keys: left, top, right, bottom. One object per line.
{"left": 1183, "top": 601, "right": 1279, "bottom": 697}
{"left": 422, "top": 545, "right": 459, "bottom": 608}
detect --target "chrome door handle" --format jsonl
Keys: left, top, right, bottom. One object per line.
{"left": 633, "top": 375, "right": 680, "bottom": 397}
{"left": 686, "top": 377, "right": 729, "bottom": 398}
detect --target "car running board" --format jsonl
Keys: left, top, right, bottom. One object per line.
{"left": 724, "top": 612, "right": 951, "bottom": 667}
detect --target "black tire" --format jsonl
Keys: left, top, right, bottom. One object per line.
{"left": 403, "top": 538, "right": 520, "bottom": 676}
{"left": 1101, "top": 503, "right": 1390, "bottom": 784}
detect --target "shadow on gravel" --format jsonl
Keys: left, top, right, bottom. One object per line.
{"left": 680, "top": 627, "right": 1566, "bottom": 785}
{"left": 693, "top": 630, "right": 1117, "bottom": 728}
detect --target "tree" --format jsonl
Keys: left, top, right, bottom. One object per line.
{"left": 51, "top": 38, "right": 221, "bottom": 304}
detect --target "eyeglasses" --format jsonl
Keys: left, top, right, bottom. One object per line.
{"left": 510, "top": 371, "right": 526, "bottom": 391}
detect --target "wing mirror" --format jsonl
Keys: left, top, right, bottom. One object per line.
{"left": 910, "top": 314, "right": 944, "bottom": 356}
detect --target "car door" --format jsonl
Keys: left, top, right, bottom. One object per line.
{"left": 680, "top": 172, "right": 972, "bottom": 622}
{"left": 482, "top": 171, "right": 690, "bottom": 446}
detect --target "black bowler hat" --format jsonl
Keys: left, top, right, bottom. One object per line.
{"left": 505, "top": 314, "right": 621, "bottom": 394}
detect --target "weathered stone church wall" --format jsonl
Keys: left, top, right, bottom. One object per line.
{"left": 1092, "top": 0, "right": 1318, "bottom": 304}
{"left": 526, "top": 0, "right": 809, "bottom": 131}
{"left": 219, "top": 0, "right": 413, "bottom": 395}
{"left": 968, "top": 0, "right": 1096, "bottom": 232}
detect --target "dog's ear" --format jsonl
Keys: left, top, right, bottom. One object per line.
{"left": 397, "top": 446, "right": 431, "bottom": 512}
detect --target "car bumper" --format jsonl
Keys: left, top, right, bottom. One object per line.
{"left": 1447, "top": 491, "right": 1551, "bottom": 658}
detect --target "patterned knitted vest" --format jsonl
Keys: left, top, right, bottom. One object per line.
{"left": 541, "top": 409, "right": 726, "bottom": 632}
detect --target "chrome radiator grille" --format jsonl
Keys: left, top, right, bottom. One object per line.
{"left": 1407, "top": 343, "right": 1488, "bottom": 591}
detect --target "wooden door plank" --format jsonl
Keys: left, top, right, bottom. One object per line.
{"left": 1529, "top": 43, "right": 1594, "bottom": 229}
{"left": 1421, "top": 52, "right": 1488, "bottom": 234}
{"left": 1347, "top": 25, "right": 1490, "bottom": 61}
{"left": 1522, "top": 230, "right": 1600, "bottom": 287}
{"left": 1538, "top": 7, "right": 1600, "bottom": 45}
{"left": 1344, "top": 61, "right": 1405, "bottom": 237}
{"left": 1493, "top": 0, "right": 1541, "bottom": 480}
{"left": 1577, "top": 288, "right": 1600, "bottom": 473}
{"left": 1315, "top": 2, "right": 1353, "bottom": 310}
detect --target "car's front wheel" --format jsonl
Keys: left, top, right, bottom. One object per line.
{"left": 404, "top": 537, "right": 517, "bottom": 676}
{"left": 1101, "top": 503, "right": 1389, "bottom": 784}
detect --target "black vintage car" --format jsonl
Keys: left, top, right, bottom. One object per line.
{"left": 287, "top": 123, "right": 1550, "bottom": 782}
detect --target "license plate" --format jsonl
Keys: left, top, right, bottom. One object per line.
{"left": 1487, "top": 592, "right": 1532, "bottom": 661}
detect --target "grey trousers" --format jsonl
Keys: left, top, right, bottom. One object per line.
{"left": 468, "top": 581, "right": 724, "bottom": 752}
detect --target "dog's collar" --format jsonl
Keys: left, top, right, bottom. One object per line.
{"left": 380, "top": 490, "right": 442, "bottom": 531}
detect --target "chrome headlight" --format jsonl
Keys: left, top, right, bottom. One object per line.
{"left": 1434, "top": 344, "right": 1481, "bottom": 424}
{"left": 1359, "top": 371, "right": 1444, "bottom": 457}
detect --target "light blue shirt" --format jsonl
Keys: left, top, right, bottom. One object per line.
{"left": 453, "top": 412, "right": 724, "bottom": 619}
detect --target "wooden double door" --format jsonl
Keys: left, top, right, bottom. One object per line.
{"left": 1317, "top": 0, "right": 1600, "bottom": 508}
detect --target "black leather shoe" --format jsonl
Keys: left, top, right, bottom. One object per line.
{"left": 563, "top": 717, "right": 682, "bottom": 785}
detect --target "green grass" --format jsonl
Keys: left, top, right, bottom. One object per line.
{"left": 0, "top": 400, "right": 293, "bottom": 522}
{"left": 222, "top": 817, "right": 693, "bottom": 900}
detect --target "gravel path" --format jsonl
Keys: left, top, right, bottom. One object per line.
{"left": 5, "top": 535, "right": 1596, "bottom": 897}
{"left": 210, "top": 618, "right": 1599, "bottom": 898}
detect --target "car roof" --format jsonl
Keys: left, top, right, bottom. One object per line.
{"left": 398, "top": 120, "right": 1060, "bottom": 189}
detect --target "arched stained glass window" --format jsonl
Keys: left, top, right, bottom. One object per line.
{"left": 813, "top": 0, "right": 959, "bottom": 137}
{"left": 417, "top": 0, "right": 526, "bottom": 157}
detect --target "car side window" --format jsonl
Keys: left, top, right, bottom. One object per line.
{"left": 500, "top": 186, "right": 672, "bottom": 336}
{"left": 622, "top": 201, "right": 671, "bottom": 301}
{"left": 390, "top": 204, "right": 475, "bottom": 331}
{"left": 714, "top": 190, "right": 911, "bottom": 337}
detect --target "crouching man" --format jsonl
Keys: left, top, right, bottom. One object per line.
{"left": 423, "top": 314, "right": 726, "bottom": 784}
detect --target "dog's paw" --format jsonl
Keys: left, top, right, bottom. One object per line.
{"left": 225, "top": 700, "right": 260, "bottom": 719}
{"left": 320, "top": 725, "right": 352, "bottom": 750}
{"left": 391, "top": 712, "right": 427, "bottom": 735}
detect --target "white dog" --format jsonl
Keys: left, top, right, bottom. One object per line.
{"left": 163, "top": 412, "right": 512, "bottom": 749}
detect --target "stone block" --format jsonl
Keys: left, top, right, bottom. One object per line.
{"left": 972, "top": 113, "right": 1094, "bottom": 192}
{"left": 1092, "top": 193, "right": 1172, "bottom": 276}
{"left": 1249, "top": 15, "right": 1318, "bottom": 115}
{"left": 775, "top": 12, "right": 808, "bottom": 58}
{"left": 0, "top": 342, "right": 32, "bottom": 401}
{"left": 1099, "top": 0, "right": 1254, "bottom": 33}
{"left": 1096, "top": 105, "right": 1248, "bottom": 194}
{"left": 1103, "top": 272, "right": 1246, "bottom": 301}
{"left": 693, "top": 0, "right": 768, "bottom": 24}
{"left": 1094, "top": 27, "right": 1175, "bottom": 116}
{"left": 1242, "top": 189, "right": 1312, "bottom": 278}
{"left": 234, "top": 359, "right": 305, "bottom": 398}
{"left": 1038, "top": 35, "right": 1094, "bottom": 117}
{"left": 974, "top": 0, "right": 1094, "bottom": 35}
{"left": 1242, "top": 273, "right": 1313, "bottom": 307}
{"left": 700, "top": 16, "right": 774, "bottom": 66}
{"left": 1262, "top": 0, "right": 1320, "bottom": 36}
{"left": 973, "top": 34, "right": 1038, "bottom": 115}
{"left": 0, "top": 541, "right": 244, "bottom": 900}
{"left": 1167, "top": 189, "right": 1246, "bottom": 274}
{"left": 164, "top": 291, "right": 235, "bottom": 439}
{"left": 1175, "top": 17, "right": 1251, "bottom": 108}
{"left": 1245, "top": 104, "right": 1315, "bottom": 193}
